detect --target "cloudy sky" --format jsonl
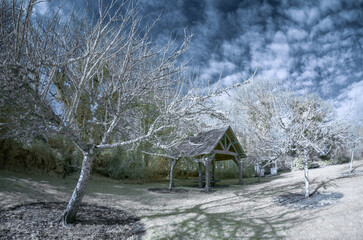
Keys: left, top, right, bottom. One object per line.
{"left": 37, "top": 0, "right": 363, "bottom": 119}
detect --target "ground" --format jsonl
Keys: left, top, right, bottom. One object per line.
{"left": 0, "top": 160, "right": 362, "bottom": 239}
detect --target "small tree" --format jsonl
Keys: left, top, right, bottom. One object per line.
{"left": 344, "top": 124, "right": 362, "bottom": 173}
{"left": 280, "top": 94, "right": 354, "bottom": 198}
{"left": 228, "top": 79, "right": 352, "bottom": 197}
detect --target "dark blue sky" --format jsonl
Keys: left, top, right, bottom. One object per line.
{"left": 36, "top": 0, "right": 363, "bottom": 119}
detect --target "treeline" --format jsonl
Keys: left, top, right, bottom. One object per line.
{"left": 0, "top": 137, "right": 80, "bottom": 177}
{"left": 0, "top": 137, "right": 254, "bottom": 181}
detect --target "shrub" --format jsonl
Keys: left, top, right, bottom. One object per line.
{"left": 0, "top": 137, "right": 80, "bottom": 177}
{"left": 0, "top": 139, "right": 28, "bottom": 169}
{"left": 92, "top": 148, "right": 148, "bottom": 180}
{"left": 293, "top": 157, "right": 304, "bottom": 170}
{"left": 292, "top": 156, "right": 318, "bottom": 170}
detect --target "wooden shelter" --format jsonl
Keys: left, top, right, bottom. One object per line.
{"left": 172, "top": 126, "right": 246, "bottom": 192}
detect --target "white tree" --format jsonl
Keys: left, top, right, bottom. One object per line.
{"left": 228, "top": 79, "right": 353, "bottom": 198}
{"left": 228, "top": 79, "right": 291, "bottom": 180}
{"left": 341, "top": 124, "right": 362, "bottom": 173}
{"left": 0, "top": 0, "right": 252, "bottom": 225}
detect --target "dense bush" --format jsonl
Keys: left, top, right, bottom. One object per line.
{"left": 93, "top": 148, "right": 148, "bottom": 180}
{"left": 0, "top": 137, "right": 80, "bottom": 177}
{"left": 91, "top": 148, "right": 251, "bottom": 181}
{"left": 0, "top": 139, "right": 29, "bottom": 169}
{"left": 292, "top": 157, "right": 308, "bottom": 170}
{"left": 1, "top": 138, "right": 253, "bottom": 181}
{"left": 92, "top": 148, "right": 167, "bottom": 180}
{"left": 215, "top": 161, "right": 254, "bottom": 179}
{"left": 174, "top": 158, "right": 198, "bottom": 178}
{"left": 292, "top": 156, "right": 329, "bottom": 170}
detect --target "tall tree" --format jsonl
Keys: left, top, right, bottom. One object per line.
{"left": 229, "top": 79, "right": 291, "bottom": 178}
{"left": 0, "top": 0, "right": 251, "bottom": 226}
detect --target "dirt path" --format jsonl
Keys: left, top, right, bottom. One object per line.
{"left": 0, "top": 161, "right": 362, "bottom": 239}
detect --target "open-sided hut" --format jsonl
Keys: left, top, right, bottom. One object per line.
{"left": 171, "top": 126, "right": 246, "bottom": 192}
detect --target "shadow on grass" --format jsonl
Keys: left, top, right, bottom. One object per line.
{"left": 168, "top": 207, "right": 302, "bottom": 239}
{"left": 0, "top": 202, "right": 146, "bottom": 239}
{"left": 1, "top": 166, "right": 353, "bottom": 239}
{"left": 352, "top": 162, "right": 363, "bottom": 171}
{"left": 148, "top": 188, "right": 188, "bottom": 194}
{"left": 142, "top": 180, "right": 314, "bottom": 239}
{"left": 180, "top": 175, "right": 282, "bottom": 190}
{"left": 309, "top": 177, "right": 338, "bottom": 196}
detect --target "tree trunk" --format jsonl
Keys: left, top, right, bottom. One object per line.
{"left": 204, "top": 160, "right": 211, "bottom": 193}
{"left": 349, "top": 149, "right": 354, "bottom": 173}
{"left": 169, "top": 159, "right": 176, "bottom": 190}
{"left": 304, "top": 150, "right": 309, "bottom": 198}
{"left": 59, "top": 152, "right": 93, "bottom": 226}
{"left": 198, "top": 162, "right": 203, "bottom": 188}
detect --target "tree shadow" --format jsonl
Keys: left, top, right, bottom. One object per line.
{"left": 142, "top": 180, "right": 314, "bottom": 239}
{"left": 348, "top": 163, "right": 363, "bottom": 174}
{"left": 75, "top": 203, "right": 142, "bottom": 226}
{"left": 309, "top": 177, "right": 338, "bottom": 196}
{"left": 269, "top": 176, "right": 344, "bottom": 211}
{"left": 147, "top": 171, "right": 350, "bottom": 239}
{"left": 148, "top": 188, "right": 189, "bottom": 194}
{"left": 180, "top": 174, "right": 283, "bottom": 190}
{"left": 352, "top": 162, "right": 363, "bottom": 170}
{"left": 0, "top": 202, "right": 146, "bottom": 239}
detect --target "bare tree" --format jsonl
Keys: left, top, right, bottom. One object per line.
{"left": 0, "top": 0, "right": 252, "bottom": 226}
{"left": 228, "top": 79, "right": 353, "bottom": 198}
{"left": 228, "top": 79, "right": 291, "bottom": 179}
{"left": 343, "top": 124, "right": 362, "bottom": 173}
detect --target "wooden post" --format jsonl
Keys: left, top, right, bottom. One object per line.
{"left": 237, "top": 156, "right": 243, "bottom": 185}
{"left": 212, "top": 159, "right": 216, "bottom": 186}
{"left": 169, "top": 159, "right": 177, "bottom": 190}
{"left": 204, "top": 159, "right": 211, "bottom": 193}
{"left": 198, "top": 162, "right": 203, "bottom": 188}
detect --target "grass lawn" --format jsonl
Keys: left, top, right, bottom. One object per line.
{"left": 1, "top": 160, "right": 363, "bottom": 239}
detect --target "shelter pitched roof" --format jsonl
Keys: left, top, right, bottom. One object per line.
{"left": 174, "top": 126, "right": 245, "bottom": 160}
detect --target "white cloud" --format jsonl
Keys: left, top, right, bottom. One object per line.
{"left": 320, "top": 0, "right": 342, "bottom": 13}
{"left": 287, "top": 28, "right": 308, "bottom": 41}
{"left": 199, "top": 59, "right": 236, "bottom": 82}
{"left": 334, "top": 80, "right": 363, "bottom": 120}
{"left": 249, "top": 31, "right": 292, "bottom": 82}
{"left": 334, "top": 75, "right": 348, "bottom": 85}
{"left": 269, "top": 42, "right": 289, "bottom": 56}
{"left": 221, "top": 72, "right": 244, "bottom": 86}
{"left": 273, "top": 31, "right": 288, "bottom": 43}
{"left": 314, "top": 16, "right": 334, "bottom": 33}
{"left": 286, "top": 8, "right": 306, "bottom": 23}
{"left": 338, "top": 10, "right": 360, "bottom": 22}
{"left": 221, "top": 41, "right": 245, "bottom": 58}
{"left": 307, "top": 7, "right": 320, "bottom": 25}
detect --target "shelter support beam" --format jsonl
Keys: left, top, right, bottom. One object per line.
{"left": 204, "top": 159, "right": 211, "bottom": 193}
{"left": 198, "top": 162, "right": 203, "bottom": 188}
{"left": 237, "top": 156, "right": 243, "bottom": 185}
{"left": 213, "top": 150, "right": 238, "bottom": 156}
{"left": 212, "top": 159, "right": 216, "bottom": 186}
